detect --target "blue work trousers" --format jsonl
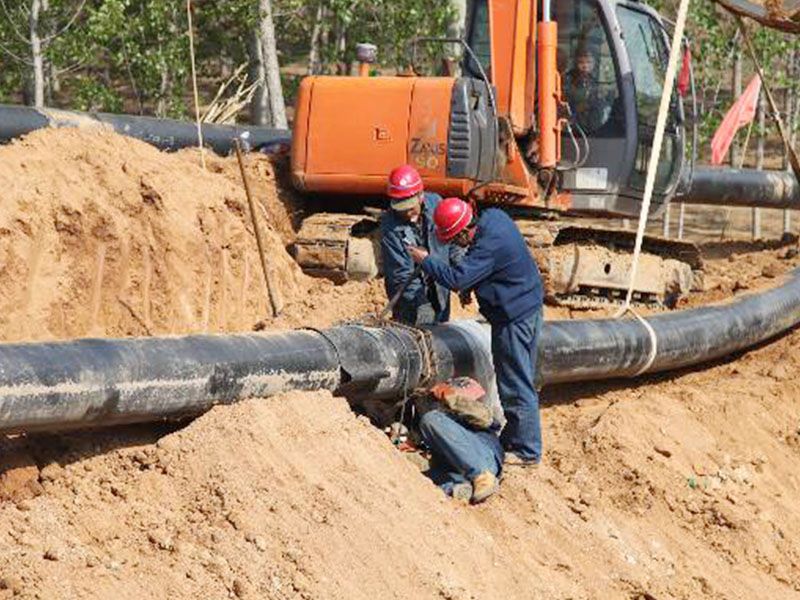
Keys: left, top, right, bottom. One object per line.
{"left": 419, "top": 410, "right": 504, "bottom": 494}
{"left": 492, "top": 309, "right": 543, "bottom": 462}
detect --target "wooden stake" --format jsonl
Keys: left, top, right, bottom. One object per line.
{"left": 234, "top": 139, "right": 280, "bottom": 318}
{"left": 186, "top": 0, "right": 207, "bottom": 170}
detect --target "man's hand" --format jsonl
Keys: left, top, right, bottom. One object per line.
{"left": 406, "top": 245, "right": 429, "bottom": 264}
{"left": 459, "top": 290, "right": 472, "bottom": 307}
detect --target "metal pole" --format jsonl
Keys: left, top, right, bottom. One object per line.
{"left": 662, "top": 203, "right": 671, "bottom": 238}
{"left": 754, "top": 92, "right": 765, "bottom": 239}
{"left": 678, "top": 202, "right": 685, "bottom": 239}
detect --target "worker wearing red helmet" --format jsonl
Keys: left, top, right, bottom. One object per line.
{"left": 380, "top": 165, "right": 461, "bottom": 325}
{"left": 408, "top": 198, "right": 544, "bottom": 467}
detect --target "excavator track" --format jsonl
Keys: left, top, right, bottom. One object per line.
{"left": 291, "top": 212, "right": 704, "bottom": 309}
{"left": 292, "top": 213, "right": 382, "bottom": 283}
{"left": 520, "top": 223, "right": 703, "bottom": 309}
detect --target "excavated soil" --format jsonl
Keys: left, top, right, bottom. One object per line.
{"left": 1, "top": 128, "right": 800, "bottom": 599}
{"left": 0, "top": 129, "right": 387, "bottom": 341}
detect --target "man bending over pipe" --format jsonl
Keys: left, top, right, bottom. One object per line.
{"left": 407, "top": 198, "right": 545, "bottom": 469}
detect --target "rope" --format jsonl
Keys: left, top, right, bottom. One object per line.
{"left": 186, "top": 0, "right": 206, "bottom": 171}
{"left": 381, "top": 325, "right": 415, "bottom": 445}
{"left": 617, "top": 305, "right": 659, "bottom": 376}
{"left": 614, "top": 0, "right": 691, "bottom": 375}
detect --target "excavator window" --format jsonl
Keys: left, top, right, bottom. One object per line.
{"left": 463, "top": 0, "right": 492, "bottom": 79}
{"left": 554, "top": 0, "right": 623, "bottom": 138}
{"left": 616, "top": 5, "right": 681, "bottom": 194}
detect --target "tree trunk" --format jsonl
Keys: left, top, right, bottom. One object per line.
{"left": 248, "top": 29, "right": 269, "bottom": 126}
{"left": 156, "top": 63, "right": 171, "bottom": 118}
{"left": 334, "top": 23, "right": 348, "bottom": 75}
{"left": 307, "top": 3, "right": 325, "bottom": 75}
{"left": 42, "top": 0, "right": 56, "bottom": 104}
{"left": 29, "top": 0, "right": 45, "bottom": 107}
{"left": 258, "top": 0, "right": 288, "bottom": 129}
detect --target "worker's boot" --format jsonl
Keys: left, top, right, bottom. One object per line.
{"left": 504, "top": 452, "right": 539, "bottom": 468}
{"left": 451, "top": 482, "right": 473, "bottom": 505}
{"left": 470, "top": 471, "right": 499, "bottom": 504}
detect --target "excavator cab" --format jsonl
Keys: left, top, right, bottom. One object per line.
{"left": 464, "top": 0, "right": 686, "bottom": 217}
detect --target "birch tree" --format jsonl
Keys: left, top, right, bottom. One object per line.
{"left": 255, "top": 0, "right": 287, "bottom": 128}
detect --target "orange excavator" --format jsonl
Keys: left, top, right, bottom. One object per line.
{"left": 289, "top": 0, "right": 702, "bottom": 307}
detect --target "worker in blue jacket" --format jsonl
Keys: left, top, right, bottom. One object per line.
{"left": 381, "top": 164, "right": 460, "bottom": 325}
{"left": 407, "top": 197, "right": 544, "bottom": 469}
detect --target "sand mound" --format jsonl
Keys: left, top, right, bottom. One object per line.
{"left": 178, "top": 148, "right": 304, "bottom": 245}
{"left": 0, "top": 391, "right": 577, "bottom": 600}
{"left": 0, "top": 128, "right": 310, "bottom": 342}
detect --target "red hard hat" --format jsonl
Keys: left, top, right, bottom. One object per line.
{"left": 434, "top": 197, "right": 473, "bottom": 241}
{"left": 387, "top": 164, "right": 423, "bottom": 199}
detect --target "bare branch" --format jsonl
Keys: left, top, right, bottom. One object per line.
{"left": 54, "top": 56, "right": 87, "bottom": 76}
{"left": 0, "top": 38, "right": 33, "bottom": 64}
{"left": 42, "top": 0, "right": 88, "bottom": 43}
{"left": 0, "top": 0, "right": 32, "bottom": 44}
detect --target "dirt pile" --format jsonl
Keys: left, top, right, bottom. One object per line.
{"left": 0, "top": 128, "right": 311, "bottom": 342}
{"left": 0, "top": 129, "right": 395, "bottom": 342}
{"left": 0, "top": 391, "right": 578, "bottom": 600}
{"left": 179, "top": 148, "right": 304, "bottom": 245}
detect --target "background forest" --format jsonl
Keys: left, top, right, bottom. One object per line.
{"left": 0, "top": 0, "right": 798, "bottom": 165}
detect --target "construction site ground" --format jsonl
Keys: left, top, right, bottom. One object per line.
{"left": 1, "top": 129, "right": 799, "bottom": 600}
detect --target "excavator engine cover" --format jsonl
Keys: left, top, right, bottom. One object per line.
{"left": 291, "top": 75, "right": 497, "bottom": 198}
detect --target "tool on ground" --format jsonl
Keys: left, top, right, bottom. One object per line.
{"left": 234, "top": 138, "right": 281, "bottom": 318}
{"left": 378, "top": 263, "right": 423, "bottom": 321}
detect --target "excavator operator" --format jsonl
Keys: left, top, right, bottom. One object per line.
{"left": 380, "top": 165, "right": 461, "bottom": 326}
{"left": 407, "top": 198, "right": 545, "bottom": 466}
{"left": 563, "top": 45, "right": 606, "bottom": 133}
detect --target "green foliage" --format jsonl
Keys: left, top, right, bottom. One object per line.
{"left": 1, "top": 0, "right": 798, "bottom": 160}
{"left": 0, "top": 0, "right": 453, "bottom": 116}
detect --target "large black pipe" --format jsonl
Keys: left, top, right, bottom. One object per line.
{"left": 0, "top": 325, "right": 422, "bottom": 434}
{"left": 0, "top": 104, "right": 290, "bottom": 155}
{"left": 3, "top": 268, "right": 800, "bottom": 434}
{"left": 680, "top": 166, "right": 800, "bottom": 209}
{"left": 441, "top": 268, "right": 800, "bottom": 383}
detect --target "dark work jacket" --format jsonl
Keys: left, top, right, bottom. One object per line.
{"left": 381, "top": 193, "right": 458, "bottom": 325}
{"left": 421, "top": 208, "right": 543, "bottom": 325}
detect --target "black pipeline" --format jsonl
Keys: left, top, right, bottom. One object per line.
{"left": 681, "top": 166, "right": 800, "bottom": 210}
{"left": 3, "top": 268, "right": 800, "bottom": 434}
{"left": 4, "top": 103, "right": 800, "bottom": 212}
{"left": 0, "top": 104, "right": 290, "bottom": 155}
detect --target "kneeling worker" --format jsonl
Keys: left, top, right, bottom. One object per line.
{"left": 416, "top": 377, "right": 504, "bottom": 504}
{"left": 407, "top": 199, "right": 545, "bottom": 465}
{"left": 381, "top": 165, "right": 460, "bottom": 326}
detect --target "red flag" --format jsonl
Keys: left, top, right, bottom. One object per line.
{"left": 710, "top": 76, "right": 761, "bottom": 165}
{"left": 677, "top": 46, "right": 691, "bottom": 97}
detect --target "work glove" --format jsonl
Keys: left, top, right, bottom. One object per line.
{"left": 430, "top": 377, "right": 493, "bottom": 430}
